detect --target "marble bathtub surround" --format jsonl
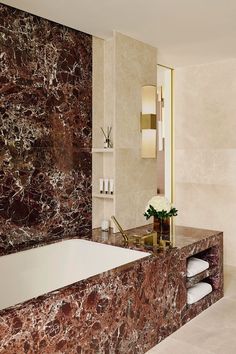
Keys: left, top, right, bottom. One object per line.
{"left": 0, "top": 225, "right": 223, "bottom": 353}
{"left": 0, "top": 4, "right": 92, "bottom": 255}
{"left": 148, "top": 265, "right": 235, "bottom": 354}
{"left": 0, "top": 239, "right": 150, "bottom": 311}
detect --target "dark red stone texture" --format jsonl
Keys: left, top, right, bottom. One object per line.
{"left": 0, "top": 226, "right": 223, "bottom": 353}
{"left": 0, "top": 4, "right": 92, "bottom": 255}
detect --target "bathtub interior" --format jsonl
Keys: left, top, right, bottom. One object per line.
{"left": 0, "top": 239, "right": 150, "bottom": 311}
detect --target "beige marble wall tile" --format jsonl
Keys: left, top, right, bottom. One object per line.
{"left": 92, "top": 37, "right": 104, "bottom": 148}
{"left": 92, "top": 37, "right": 105, "bottom": 228}
{"left": 114, "top": 32, "right": 157, "bottom": 230}
{"left": 92, "top": 198, "right": 105, "bottom": 230}
{"left": 104, "top": 38, "right": 115, "bottom": 137}
{"left": 115, "top": 190, "right": 155, "bottom": 231}
{"left": 135, "top": 188, "right": 158, "bottom": 227}
{"left": 115, "top": 148, "right": 156, "bottom": 194}
{"left": 176, "top": 149, "right": 236, "bottom": 186}
{"left": 175, "top": 59, "right": 236, "bottom": 150}
{"left": 175, "top": 59, "right": 236, "bottom": 266}
{"left": 115, "top": 32, "right": 157, "bottom": 150}
{"left": 176, "top": 182, "right": 236, "bottom": 266}
{"left": 93, "top": 33, "right": 158, "bottom": 231}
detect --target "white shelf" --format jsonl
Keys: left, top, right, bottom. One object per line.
{"left": 93, "top": 193, "right": 114, "bottom": 200}
{"left": 92, "top": 148, "right": 114, "bottom": 153}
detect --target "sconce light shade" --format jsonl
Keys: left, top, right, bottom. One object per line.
{"left": 141, "top": 129, "right": 156, "bottom": 158}
{"left": 142, "top": 86, "right": 156, "bottom": 114}
{"left": 141, "top": 85, "right": 157, "bottom": 158}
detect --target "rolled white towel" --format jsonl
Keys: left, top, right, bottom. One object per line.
{"left": 187, "top": 257, "right": 209, "bottom": 277}
{"left": 187, "top": 282, "right": 212, "bottom": 305}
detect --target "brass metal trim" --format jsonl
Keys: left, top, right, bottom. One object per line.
{"left": 171, "top": 68, "right": 174, "bottom": 204}
{"left": 157, "top": 64, "right": 174, "bottom": 204}
{"left": 157, "top": 63, "right": 174, "bottom": 70}
{"left": 140, "top": 114, "right": 157, "bottom": 131}
{"left": 111, "top": 216, "right": 129, "bottom": 244}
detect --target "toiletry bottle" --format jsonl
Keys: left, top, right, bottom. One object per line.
{"left": 109, "top": 179, "right": 114, "bottom": 194}
{"left": 104, "top": 179, "right": 109, "bottom": 194}
{"left": 99, "top": 178, "right": 104, "bottom": 194}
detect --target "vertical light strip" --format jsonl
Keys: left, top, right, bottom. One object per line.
{"left": 158, "top": 121, "right": 163, "bottom": 151}
{"left": 157, "top": 64, "right": 174, "bottom": 204}
{"left": 141, "top": 129, "right": 157, "bottom": 158}
{"left": 142, "top": 86, "right": 157, "bottom": 114}
{"left": 141, "top": 85, "right": 157, "bottom": 158}
{"left": 170, "top": 68, "right": 174, "bottom": 205}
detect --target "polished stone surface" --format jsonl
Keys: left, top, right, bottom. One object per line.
{"left": 0, "top": 225, "right": 223, "bottom": 353}
{"left": 0, "top": 4, "right": 92, "bottom": 256}
{"left": 92, "top": 225, "right": 224, "bottom": 326}
{"left": 92, "top": 224, "right": 223, "bottom": 253}
{"left": 148, "top": 265, "right": 234, "bottom": 354}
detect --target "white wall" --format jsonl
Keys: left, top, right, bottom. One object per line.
{"left": 175, "top": 59, "right": 236, "bottom": 266}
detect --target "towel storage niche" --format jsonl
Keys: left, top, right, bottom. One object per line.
{"left": 185, "top": 245, "right": 222, "bottom": 308}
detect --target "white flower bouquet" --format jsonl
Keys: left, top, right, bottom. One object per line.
{"left": 144, "top": 196, "right": 178, "bottom": 220}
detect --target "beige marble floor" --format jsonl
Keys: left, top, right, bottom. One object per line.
{"left": 147, "top": 265, "right": 236, "bottom": 354}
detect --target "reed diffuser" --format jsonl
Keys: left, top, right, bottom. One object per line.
{"left": 101, "top": 126, "right": 112, "bottom": 148}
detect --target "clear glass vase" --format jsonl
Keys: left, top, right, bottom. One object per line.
{"left": 153, "top": 217, "right": 171, "bottom": 241}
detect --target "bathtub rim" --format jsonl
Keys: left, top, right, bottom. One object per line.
{"left": 0, "top": 238, "right": 152, "bottom": 314}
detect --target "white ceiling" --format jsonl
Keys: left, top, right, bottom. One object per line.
{"left": 1, "top": 0, "right": 236, "bottom": 67}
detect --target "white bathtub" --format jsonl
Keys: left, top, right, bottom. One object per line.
{"left": 0, "top": 239, "right": 150, "bottom": 311}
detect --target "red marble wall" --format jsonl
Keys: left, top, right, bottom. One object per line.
{"left": 0, "top": 4, "right": 92, "bottom": 255}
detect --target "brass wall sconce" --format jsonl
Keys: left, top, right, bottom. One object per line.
{"left": 141, "top": 85, "right": 157, "bottom": 158}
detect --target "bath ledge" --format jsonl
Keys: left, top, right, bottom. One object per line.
{"left": 91, "top": 224, "right": 223, "bottom": 254}
{"left": 0, "top": 239, "right": 150, "bottom": 311}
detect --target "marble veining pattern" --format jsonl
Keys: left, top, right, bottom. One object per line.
{"left": 0, "top": 226, "right": 223, "bottom": 353}
{"left": 0, "top": 4, "right": 92, "bottom": 254}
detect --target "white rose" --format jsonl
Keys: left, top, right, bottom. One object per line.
{"left": 146, "top": 196, "right": 171, "bottom": 213}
